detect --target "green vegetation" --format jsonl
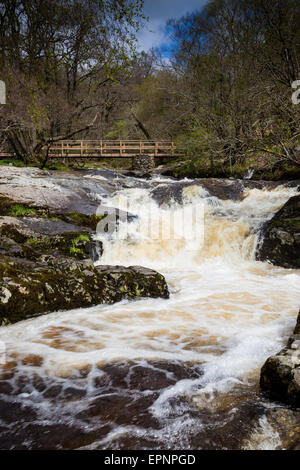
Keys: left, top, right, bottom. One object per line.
{"left": 0, "top": 0, "right": 299, "bottom": 178}
{"left": 70, "top": 234, "right": 91, "bottom": 257}
{"left": 65, "top": 212, "right": 105, "bottom": 230}
{"left": 0, "top": 0, "right": 145, "bottom": 167}
{"left": 8, "top": 205, "right": 37, "bottom": 217}
{"left": 71, "top": 234, "right": 90, "bottom": 244}
{"left": 69, "top": 246, "right": 85, "bottom": 256}
{"left": 26, "top": 237, "right": 51, "bottom": 248}
{"left": 0, "top": 158, "right": 26, "bottom": 167}
{"left": 44, "top": 163, "right": 71, "bottom": 171}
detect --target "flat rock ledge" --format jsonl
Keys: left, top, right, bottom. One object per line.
{"left": 0, "top": 258, "right": 169, "bottom": 325}
{"left": 260, "top": 310, "right": 300, "bottom": 407}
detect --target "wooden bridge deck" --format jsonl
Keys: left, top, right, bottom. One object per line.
{"left": 0, "top": 140, "right": 178, "bottom": 159}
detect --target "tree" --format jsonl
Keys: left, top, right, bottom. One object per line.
{"left": 137, "top": 0, "right": 300, "bottom": 173}
{"left": 0, "top": 0, "right": 145, "bottom": 165}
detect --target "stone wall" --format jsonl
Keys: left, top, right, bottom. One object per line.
{"left": 131, "top": 154, "right": 155, "bottom": 171}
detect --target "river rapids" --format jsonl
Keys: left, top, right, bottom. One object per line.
{"left": 0, "top": 173, "right": 299, "bottom": 450}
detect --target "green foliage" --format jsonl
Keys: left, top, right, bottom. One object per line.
{"left": 8, "top": 205, "right": 37, "bottom": 217}
{"left": 26, "top": 237, "right": 42, "bottom": 246}
{"left": 175, "top": 129, "right": 213, "bottom": 158}
{"left": 72, "top": 235, "right": 90, "bottom": 243}
{"left": 26, "top": 237, "right": 51, "bottom": 248}
{"left": 70, "top": 246, "right": 85, "bottom": 256}
{"left": 105, "top": 121, "right": 130, "bottom": 140}
{"left": 0, "top": 159, "right": 26, "bottom": 167}
{"left": 0, "top": 0, "right": 145, "bottom": 164}
{"left": 44, "top": 163, "right": 71, "bottom": 171}
{"left": 70, "top": 234, "right": 90, "bottom": 256}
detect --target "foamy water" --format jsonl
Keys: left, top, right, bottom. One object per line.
{"left": 0, "top": 179, "right": 299, "bottom": 449}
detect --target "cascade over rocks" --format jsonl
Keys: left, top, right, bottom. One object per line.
{"left": 0, "top": 166, "right": 170, "bottom": 325}
{"left": 0, "top": 165, "right": 299, "bottom": 450}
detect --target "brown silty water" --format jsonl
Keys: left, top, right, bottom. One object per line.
{"left": 0, "top": 176, "right": 299, "bottom": 449}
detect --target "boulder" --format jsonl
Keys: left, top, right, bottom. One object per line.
{"left": 260, "top": 311, "right": 300, "bottom": 407}
{"left": 0, "top": 219, "right": 102, "bottom": 262}
{"left": 0, "top": 256, "right": 169, "bottom": 325}
{"left": 257, "top": 195, "right": 300, "bottom": 269}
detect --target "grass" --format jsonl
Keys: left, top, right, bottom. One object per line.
{"left": 8, "top": 204, "right": 37, "bottom": 217}
{"left": 69, "top": 246, "right": 85, "bottom": 255}
{"left": 72, "top": 234, "right": 90, "bottom": 243}
{"left": 26, "top": 236, "right": 51, "bottom": 247}
{"left": 44, "top": 163, "right": 71, "bottom": 171}
{"left": 0, "top": 158, "right": 26, "bottom": 167}
{"left": 70, "top": 234, "right": 90, "bottom": 256}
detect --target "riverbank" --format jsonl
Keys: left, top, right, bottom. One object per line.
{"left": 152, "top": 159, "right": 300, "bottom": 182}
{"left": 2, "top": 155, "right": 300, "bottom": 182}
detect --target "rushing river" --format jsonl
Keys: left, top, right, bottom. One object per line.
{"left": 0, "top": 175, "right": 299, "bottom": 449}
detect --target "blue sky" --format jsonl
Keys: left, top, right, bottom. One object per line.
{"left": 137, "top": 0, "right": 208, "bottom": 53}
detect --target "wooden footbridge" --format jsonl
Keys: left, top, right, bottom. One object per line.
{"left": 0, "top": 140, "right": 178, "bottom": 160}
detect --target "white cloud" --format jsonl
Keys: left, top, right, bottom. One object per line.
{"left": 137, "top": 0, "right": 208, "bottom": 52}
{"left": 137, "top": 19, "right": 172, "bottom": 52}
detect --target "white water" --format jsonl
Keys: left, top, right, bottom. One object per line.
{"left": 0, "top": 179, "right": 299, "bottom": 449}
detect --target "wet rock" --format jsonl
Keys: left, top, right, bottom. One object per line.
{"left": 153, "top": 159, "right": 300, "bottom": 182}
{"left": 264, "top": 408, "right": 300, "bottom": 450}
{"left": 0, "top": 166, "right": 152, "bottom": 216}
{"left": 0, "top": 220, "right": 101, "bottom": 262}
{"left": 0, "top": 166, "right": 109, "bottom": 214}
{"left": 119, "top": 169, "right": 153, "bottom": 179}
{"left": 0, "top": 176, "right": 169, "bottom": 326}
{"left": 257, "top": 195, "right": 300, "bottom": 269}
{"left": 260, "top": 310, "right": 300, "bottom": 407}
{"left": 149, "top": 178, "right": 292, "bottom": 206}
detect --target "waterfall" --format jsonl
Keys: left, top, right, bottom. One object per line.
{"left": 0, "top": 177, "right": 299, "bottom": 450}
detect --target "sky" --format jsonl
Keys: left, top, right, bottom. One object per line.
{"left": 137, "top": 0, "right": 208, "bottom": 54}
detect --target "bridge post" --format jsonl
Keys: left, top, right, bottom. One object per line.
{"left": 131, "top": 154, "right": 155, "bottom": 171}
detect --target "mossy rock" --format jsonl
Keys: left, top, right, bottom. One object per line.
{"left": 0, "top": 223, "right": 102, "bottom": 262}
{"left": 61, "top": 212, "right": 105, "bottom": 231}
{"left": 0, "top": 195, "right": 105, "bottom": 231}
{"left": 0, "top": 256, "right": 169, "bottom": 325}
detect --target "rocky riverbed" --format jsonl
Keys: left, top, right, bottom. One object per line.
{"left": 0, "top": 167, "right": 169, "bottom": 324}
{"left": 256, "top": 195, "right": 300, "bottom": 408}
{"left": 0, "top": 165, "right": 299, "bottom": 450}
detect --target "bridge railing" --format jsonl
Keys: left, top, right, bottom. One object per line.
{"left": 48, "top": 140, "right": 176, "bottom": 158}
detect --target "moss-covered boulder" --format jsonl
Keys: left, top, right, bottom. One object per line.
{"left": 257, "top": 195, "right": 300, "bottom": 269}
{"left": 260, "top": 311, "right": 300, "bottom": 407}
{"left": 0, "top": 216, "right": 169, "bottom": 325}
{"left": 0, "top": 256, "right": 169, "bottom": 325}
